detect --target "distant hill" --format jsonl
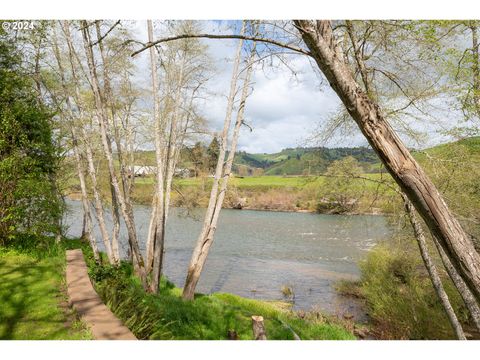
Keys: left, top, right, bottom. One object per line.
{"left": 413, "top": 136, "right": 480, "bottom": 159}
{"left": 131, "top": 137, "right": 480, "bottom": 177}
{"left": 233, "top": 147, "right": 379, "bottom": 175}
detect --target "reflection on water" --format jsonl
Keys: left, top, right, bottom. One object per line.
{"left": 64, "top": 199, "right": 390, "bottom": 315}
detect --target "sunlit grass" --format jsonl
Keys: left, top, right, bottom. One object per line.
{"left": 0, "top": 247, "right": 92, "bottom": 340}
{"left": 92, "top": 262, "right": 355, "bottom": 340}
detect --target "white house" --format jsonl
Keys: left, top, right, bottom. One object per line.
{"left": 132, "top": 165, "right": 156, "bottom": 177}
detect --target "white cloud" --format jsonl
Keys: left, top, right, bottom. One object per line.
{"left": 127, "top": 20, "right": 464, "bottom": 154}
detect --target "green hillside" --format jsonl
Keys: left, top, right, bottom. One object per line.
{"left": 131, "top": 146, "right": 379, "bottom": 176}
{"left": 129, "top": 138, "right": 480, "bottom": 177}
{"left": 414, "top": 136, "right": 480, "bottom": 160}
{"left": 234, "top": 147, "right": 378, "bottom": 175}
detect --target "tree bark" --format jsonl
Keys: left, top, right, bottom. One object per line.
{"left": 94, "top": 21, "right": 124, "bottom": 264}
{"left": 72, "top": 133, "right": 99, "bottom": 262}
{"left": 402, "top": 194, "right": 466, "bottom": 340}
{"left": 52, "top": 26, "right": 99, "bottom": 262}
{"left": 432, "top": 235, "right": 480, "bottom": 331}
{"left": 147, "top": 20, "right": 167, "bottom": 292}
{"left": 182, "top": 21, "right": 256, "bottom": 300}
{"left": 82, "top": 129, "right": 115, "bottom": 263}
{"left": 251, "top": 316, "right": 267, "bottom": 340}
{"left": 80, "top": 20, "right": 147, "bottom": 287}
{"left": 294, "top": 20, "right": 480, "bottom": 301}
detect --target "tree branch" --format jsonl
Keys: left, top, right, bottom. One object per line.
{"left": 91, "top": 20, "right": 121, "bottom": 46}
{"left": 131, "top": 33, "right": 312, "bottom": 58}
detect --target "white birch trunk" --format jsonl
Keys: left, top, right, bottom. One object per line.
{"left": 147, "top": 20, "right": 167, "bottom": 291}
{"left": 182, "top": 21, "right": 252, "bottom": 300}
{"left": 52, "top": 25, "right": 99, "bottom": 261}
{"left": 80, "top": 20, "right": 147, "bottom": 287}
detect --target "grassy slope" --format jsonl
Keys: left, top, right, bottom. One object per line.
{"left": 75, "top": 240, "right": 354, "bottom": 340}
{"left": 0, "top": 244, "right": 92, "bottom": 340}
{"left": 235, "top": 147, "right": 378, "bottom": 175}
{"left": 93, "top": 267, "right": 354, "bottom": 340}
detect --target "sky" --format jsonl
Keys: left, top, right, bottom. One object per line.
{"left": 128, "top": 20, "right": 463, "bottom": 154}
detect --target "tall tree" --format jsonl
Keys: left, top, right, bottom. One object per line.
{"left": 0, "top": 32, "right": 61, "bottom": 243}
{"left": 206, "top": 137, "right": 220, "bottom": 173}
{"left": 80, "top": 20, "right": 147, "bottom": 286}
{"left": 293, "top": 20, "right": 480, "bottom": 300}
{"left": 183, "top": 21, "right": 258, "bottom": 300}
{"left": 146, "top": 20, "right": 211, "bottom": 292}
{"left": 50, "top": 24, "right": 100, "bottom": 261}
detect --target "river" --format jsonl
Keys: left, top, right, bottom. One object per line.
{"left": 64, "top": 199, "right": 390, "bottom": 317}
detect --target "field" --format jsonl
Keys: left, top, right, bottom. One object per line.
{"left": 135, "top": 173, "right": 391, "bottom": 190}
{"left": 64, "top": 138, "right": 480, "bottom": 214}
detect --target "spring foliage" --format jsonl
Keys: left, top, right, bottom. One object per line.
{"left": 0, "top": 35, "right": 61, "bottom": 243}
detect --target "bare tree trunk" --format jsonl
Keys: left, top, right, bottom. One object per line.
{"left": 182, "top": 22, "right": 254, "bottom": 300}
{"left": 51, "top": 26, "right": 99, "bottom": 262}
{"left": 80, "top": 20, "right": 147, "bottom": 287}
{"left": 82, "top": 129, "right": 115, "bottom": 263}
{"left": 145, "top": 195, "right": 157, "bottom": 273}
{"left": 94, "top": 21, "right": 125, "bottom": 264}
{"left": 72, "top": 131, "right": 99, "bottom": 262}
{"left": 432, "top": 235, "right": 480, "bottom": 331}
{"left": 294, "top": 20, "right": 480, "bottom": 301}
{"left": 80, "top": 211, "right": 87, "bottom": 240}
{"left": 402, "top": 194, "right": 466, "bottom": 340}
{"left": 147, "top": 20, "right": 167, "bottom": 292}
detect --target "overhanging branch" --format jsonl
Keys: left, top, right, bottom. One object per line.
{"left": 131, "top": 33, "right": 312, "bottom": 58}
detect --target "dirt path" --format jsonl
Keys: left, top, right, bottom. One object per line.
{"left": 66, "top": 249, "right": 136, "bottom": 340}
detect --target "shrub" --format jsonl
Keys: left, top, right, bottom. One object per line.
{"left": 0, "top": 35, "right": 61, "bottom": 243}
{"left": 358, "top": 238, "right": 468, "bottom": 339}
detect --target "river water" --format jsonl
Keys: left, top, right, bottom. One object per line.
{"left": 64, "top": 199, "right": 390, "bottom": 316}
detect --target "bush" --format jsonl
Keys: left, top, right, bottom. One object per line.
{"left": 0, "top": 35, "right": 61, "bottom": 243}
{"left": 358, "top": 238, "right": 468, "bottom": 339}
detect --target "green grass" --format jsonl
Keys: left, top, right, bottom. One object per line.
{"left": 82, "top": 246, "right": 354, "bottom": 340}
{"left": 135, "top": 174, "right": 392, "bottom": 190}
{"left": 340, "top": 239, "right": 469, "bottom": 339}
{"left": 0, "top": 242, "right": 92, "bottom": 340}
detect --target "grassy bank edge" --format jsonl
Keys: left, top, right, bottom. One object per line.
{"left": 72, "top": 240, "right": 356, "bottom": 340}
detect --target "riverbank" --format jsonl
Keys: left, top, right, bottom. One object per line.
{"left": 63, "top": 172, "right": 399, "bottom": 215}
{"left": 335, "top": 242, "right": 480, "bottom": 340}
{"left": 76, "top": 240, "right": 355, "bottom": 340}
{"left": 66, "top": 191, "right": 386, "bottom": 216}
{"left": 0, "top": 238, "right": 92, "bottom": 340}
